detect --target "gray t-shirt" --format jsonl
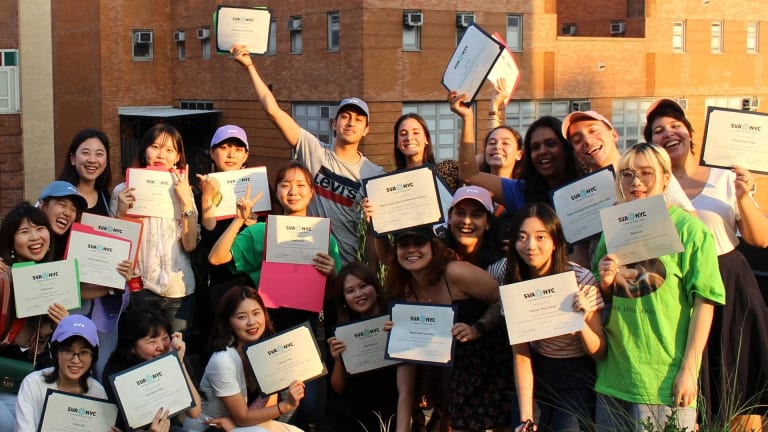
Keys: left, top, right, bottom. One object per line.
{"left": 294, "top": 129, "right": 384, "bottom": 264}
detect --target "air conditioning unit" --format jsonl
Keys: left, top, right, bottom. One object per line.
{"left": 562, "top": 24, "right": 577, "bottom": 35}
{"left": 571, "top": 101, "right": 592, "bottom": 112}
{"left": 197, "top": 28, "right": 210, "bottom": 39}
{"left": 403, "top": 11, "right": 423, "bottom": 27}
{"left": 287, "top": 18, "right": 302, "bottom": 32}
{"left": 742, "top": 97, "right": 760, "bottom": 110}
{"left": 610, "top": 22, "right": 625, "bottom": 34}
{"left": 456, "top": 13, "right": 474, "bottom": 28}
{"left": 134, "top": 31, "right": 152, "bottom": 44}
{"left": 173, "top": 30, "right": 185, "bottom": 42}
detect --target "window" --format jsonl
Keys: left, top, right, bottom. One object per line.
{"left": 179, "top": 100, "right": 214, "bottom": 110}
{"left": 402, "top": 103, "right": 462, "bottom": 161}
{"left": 0, "top": 49, "right": 19, "bottom": 112}
{"left": 506, "top": 14, "right": 523, "bottom": 51}
{"left": 611, "top": 99, "right": 655, "bottom": 151}
{"left": 747, "top": 22, "right": 759, "bottom": 54}
{"left": 293, "top": 103, "right": 335, "bottom": 145}
{"left": 711, "top": 21, "right": 723, "bottom": 53}
{"left": 173, "top": 30, "right": 185, "bottom": 61}
{"left": 289, "top": 16, "right": 302, "bottom": 54}
{"left": 504, "top": 100, "right": 571, "bottom": 141}
{"left": 456, "top": 12, "right": 474, "bottom": 45}
{"left": 197, "top": 27, "right": 211, "bottom": 60}
{"left": 267, "top": 21, "right": 277, "bottom": 55}
{"left": 328, "top": 12, "right": 340, "bottom": 52}
{"left": 403, "top": 10, "right": 422, "bottom": 51}
{"left": 132, "top": 29, "right": 153, "bottom": 61}
{"left": 672, "top": 20, "right": 685, "bottom": 53}
{"left": 705, "top": 96, "right": 754, "bottom": 110}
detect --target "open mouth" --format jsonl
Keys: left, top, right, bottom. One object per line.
{"left": 662, "top": 139, "right": 681, "bottom": 151}
{"left": 55, "top": 216, "right": 71, "bottom": 231}
{"left": 587, "top": 145, "right": 603, "bottom": 156}
{"left": 28, "top": 243, "right": 44, "bottom": 254}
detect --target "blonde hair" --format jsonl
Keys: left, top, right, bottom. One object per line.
{"left": 615, "top": 143, "right": 672, "bottom": 201}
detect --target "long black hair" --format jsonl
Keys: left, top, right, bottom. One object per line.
{"left": 209, "top": 286, "right": 275, "bottom": 352}
{"left": 58, "top": 128, "right": 112, "bottom": 192}
{"left": 504, "top": 203, "right": 568, "bottom": 284}
{"left": 132, "top": 123, "right": 187, "bottom": 168}
{"left": 107, "top": 306, "right": 173, "bottom": 371}
{"left": 44, "top": 336, "right": 99, "bottom": 393}
{"left": 519, "top": 116, "right": 579, "bottom": 203}
{"left": 0, "top": 202, "right": 55, "bottom": 264}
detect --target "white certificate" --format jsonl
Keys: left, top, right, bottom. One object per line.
{"left": 599, "top": 194, "right": 684, "bottom": 265}
{"left": 385, "top": 303, "right": 456, "bottom": 366}
{"left": 500, "top": 271, "right": 584, "bottom": 345}
{"left": 12, "top": 260, "right": 80, "bottom": 318}
{"left": 552, "top": 168, "right": 616, "bottom": 243}
{"left": 125, "top": 168, "right": 181, "bottom": 219}
{"left": 334, "top": 315, "right": 401, "bottom": 375}
{"left": 80, "top": 213, "right": 143, "bottom": 265}
{"left": 38, "top": 390, "right": 118, "bottom": 432}
{"left": 264, "top": 215, "right": 330, "bottom": 264}
{"left": 364, "top": 166, "right": 444, "bottom": 236}
{"left": 486, "top": 32, "right": 521, "bottom": 104}
{"left": 441, "top": 23, "right": 504, "bottom": 103}
{"left": 700, "top": 106, "right": 768, "bottom": 174}
{"left": 245, "top": 322, "right": 327, "bottom": 395}
{"left": 208, "top": 166, "right": 271, "bottom": 219}
{"left": 216, "top": 6, "right": 271, "bottom": 54}
{"left": 109, "top": 352, "right": 194, "bottom": 430}
{"left": 65, "top": 223, "right": 131, "bottom": 290}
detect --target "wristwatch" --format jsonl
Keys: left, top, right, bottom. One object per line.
{"left": 183, "top": 208, "right": 196, "bottom": 218}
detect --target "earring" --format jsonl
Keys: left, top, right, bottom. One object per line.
{"left": 10, "top": 249, "right": 15, "bottom": 260}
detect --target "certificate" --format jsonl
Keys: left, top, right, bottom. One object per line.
{"left": 385, "top": 302, "right": 456, "bottom": 366}
{"left": 552, "top": 167, "right": 616, "bottom": 243}
{"left": 65, "top": 223, "right": 132, "bottom": 290}
{"left": 215, "top": 6, "right": 271, "bottom": 54}
{"left": 500, "top": 271, "right": 584, "bottom": 345}
{"left": 245, "top": 322, "right": 327, "bottom": 395}
{"left": 700, "top": 106, "right": 768, "bottom": 174}
{"left": 599, "top": 194, "right": 683, "bottom": 265}
{"left": 441, "top": 23, "right": 505, "bottom": 104}
{"left": 334, "top": 315, "right": 401, "bottom": 375}
{"left": 486, "top": 32, "right": 521, "bottom": 104}
{"left": 12, "top": 260, "right": 80, "bottom": 318}
{"left": 125, "top": 167, "right": 182, "bottom": 219}
{"left": 264, "top": 215, "right": 330, "bottom": 264}
{"left": 38, "top": 389, "right": 118, "bottom": 432}
{"left": 80, "top": 213, "right": 144, "bottom": 265}
{"left": 364, "top": 166, "right": 444, "bottom": 236}
{"left": 109, "top": 352, "right": 194, "bottom": 430}
{"left": 208, "top": 166, "right": 271, "bottom": 219}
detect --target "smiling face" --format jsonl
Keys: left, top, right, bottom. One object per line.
{"left": 276, "top": 167, "right": 314, "bottom": 216}
{"left": 395, "top": 235, "right": 432, "bottom": 273}
{"left": 70, "top": 137, "right": 107, "bottom": 183}
{"left": 13, "top": 218, "right": 51, "bottom": 262}
{"left": 448, "top": 199, "right": 489, "bottom": 256}
{"left": 211, "top": 141, "right": 248, "bottom": 172}
{"left": 397, "top": 118, "right": 429, "bottom": 165}
{"left": 229, "top": 297, "right": 267, "bottom": 346}
{"left": 515, "top": 216, "right": 555, "bottom": 277}
{"left": 650, "top": 116, "right": 693, "bottom": 166}
{"left": 618, "top": 151, "right": 669, "bottom": 201}
{"left": 528, "top": 127, "right": 567, "bottom": 180}
{"left": 39, "top": 197, "right": 79, "bottom": 236}
{"left": 485, "top": 128, "right": 522, "bottom": 173}
{"left": 333, "top": 109, "right": 369, "bottom": 146}
{"left": 144, "top": 132, "right": 180, "bottom": 168}
{"left": 568, "top": 120, "right": 620, "bottom": 171}
{"left": 57, "top": 338, "right": 94, "bottom": 385}
{"left": 342, "top": 274, "right": 379, "bottom": 316}
{"left": 131, "top": 327, "right": 171, "bottom": 361}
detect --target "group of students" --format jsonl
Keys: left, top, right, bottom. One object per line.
{"left": 0, "top": 41, "right": 766, "bottom": 432}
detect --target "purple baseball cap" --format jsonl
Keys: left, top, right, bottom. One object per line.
{"left": 52, "top": 315, "right": 99, "bottom": 347}
{"left": 210, "top": 125, "right": 249, "bottom": 151}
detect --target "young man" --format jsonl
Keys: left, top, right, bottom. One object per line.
{"left": 231, "top": 45, "right": 384, "bottom": 265}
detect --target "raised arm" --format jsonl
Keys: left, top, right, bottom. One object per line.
{"left": 231, "top": 44, "right": 301, "bottom": 147}
{"left": 209, "top": 185, "right": 263, "bottom": 265}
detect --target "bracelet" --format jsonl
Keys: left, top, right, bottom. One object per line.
{"left": 276, "top": 402, "right": 284, "bottom": 415}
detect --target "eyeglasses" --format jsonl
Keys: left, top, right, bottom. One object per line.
{"left": 619, "top": 169, "right": 656, "bottom": 185}
{"left": 59, "top": 349, "right": 93, "bottom": 362}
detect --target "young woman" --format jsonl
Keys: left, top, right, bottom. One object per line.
{"left": 325, "top": 263, "right": 397, "bottom": 431}
{"left": 645, "top": 99, "right": 768, "bottom": 431}
{"left": 385, "top": 229, "right": 511, "bottom": 432}
{"left": 192, "top": 286, "right": 304, "bottom": 432}
{"left": 102, "top": 306, "right": 202, "bottom": 431}
{"left": 394, "top": 113, "right": 460, "bottom": 193}
{"left": 37, "top": 180, "right": 88, "bottom": 260}
{"left": 14, "top": 315, "right": 116, "bottom": 431}
{"left": 111, "top": 124, "right": 198, "bottom": 335}
{"left": 592, "top": 143, "right": 725, "bottom": 431}
{"left": 58, "top": 128, "right": 113, "bottom": 216}
{"left": 505, "top": 203, "right": 605, "bottom": 432}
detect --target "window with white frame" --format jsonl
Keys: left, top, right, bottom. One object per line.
{"left": 506, "top": 14, "right": 523, "bottom": 52}
{"left": 711, "top": 21, "right": 723, "bottom": 53}
{"left": 402, "top": 103, "right": 458, "bottom": 161}
{"left": 0, "top": 49, "right": 19, "bottom": 112}
{"left": 267, "top": 21, "right": 277, "bottom": 55}
{"left": 747, "top": 22, "right": 759, "bottom": 54}
{"left": 328, "top": 12, "right": 340, "bottom": 52}
{"left": 293, "top": 103, "right": 335, "bottom": 145}
{"left": 403, "top": 11, "right": 422, "bottom": 51}
{"left": 289, "top": 16, "right": 302, "bottom": 54}
{"left": 132, "top": 29, "right": 153, "bottom": 61}
{"left": 672, "top": 20, "right": 685, "bottom": 53}
{"left": 611, "top": 99, "right": 656, "bottom": 151}
{"left": 503, "top": 100, "right": 571, "bottom": 141}
{"left": 705, "top": 96, "right": 754, "bottom": 110}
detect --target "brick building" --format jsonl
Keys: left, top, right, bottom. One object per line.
{"left": 1, "top": 0, "right": 767, "bottom": 215}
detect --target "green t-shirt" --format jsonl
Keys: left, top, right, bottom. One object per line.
{"left": 592, "top": 205, "right": 725, "bottom": 406}
{"left": 229, "top": 222, "right": 342, "bottom": 289}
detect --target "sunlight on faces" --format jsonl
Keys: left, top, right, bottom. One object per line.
{"left": 651, "top": 116, "right": 693, "bottom": 165}
{"left": 568, "top": 120, "right": 619, "bottom": 171}
{"left": 515, "top": 217, "right": 555, "bottom": 277}
{"left": 397, "top": 118, "right": 429, "bottom": 162}
{"left": 334, "top": 110, "right": 369, "bottom": 145}
{"left": 70, "top": 137, "right": 107, "bottom": 182}
{"left": 40, "top": 198, "right": 79, "bottom": 236}
{"left": 618, "top": 151, "right": 669, "bottom": 202}
{"left": 395, "top": 235, "right": 432, "bottom": 271}
{"left": 448, "top": 200, "right": 489, "bottom": 255}
{"left": 13, "top": 218, "right": 51, "bottom": 262}
{"left": 342, "top": 274, "right": 379, "bottom": 316}
{"left": 229, "top": 298, "right": 267, "bottom": 345}
{"left": 132, "top": 329, "right": 171, "bottom": 361}
{"left": 485, "top": 128, "right": 521, "bottom": 171}
{"left": 144, "top": 132, "right": 180, "bottom": 168}
{"left": 211, "top": 141, "right": 248, "bottom": 172}
{"left": 277, "top": 168, "right": 314, "bottom": 216}
{"left": 529, "top": 127, "right": 567, "bottom": 179}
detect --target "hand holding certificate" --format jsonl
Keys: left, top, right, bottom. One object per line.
{"left": 12, "top": 260, "right": 80, "bottom": 318}
{"left": 125, "top": 167, "right": 182, "bottom": 219}
{"left": 334, "top": 315, "right": 400, "bottom": 374}
{"left": 500, "top": 271, "right": 584, "bottom": 345}
{"left": 207, "top": 167, "right": 271, "bottom": 219}
{"left": 552, "top": 167, "right": 616, "bottom": 243}
{"left": 442, "top": 23, "right": 505, "bottom": 104}
{"left": 215, "top": 6, "right": 271, "bottom": 54}
{"left": 65, "top": 223, "right": 132, "bottom": 290}
{"left": 39, "top": 390, "right": 118, "bottom": 432}
{"left": 700, "top": 107, "right": 768, "bottom": 174}
{"left": 385, "top": 303, "right": 456, "bottom": 366}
